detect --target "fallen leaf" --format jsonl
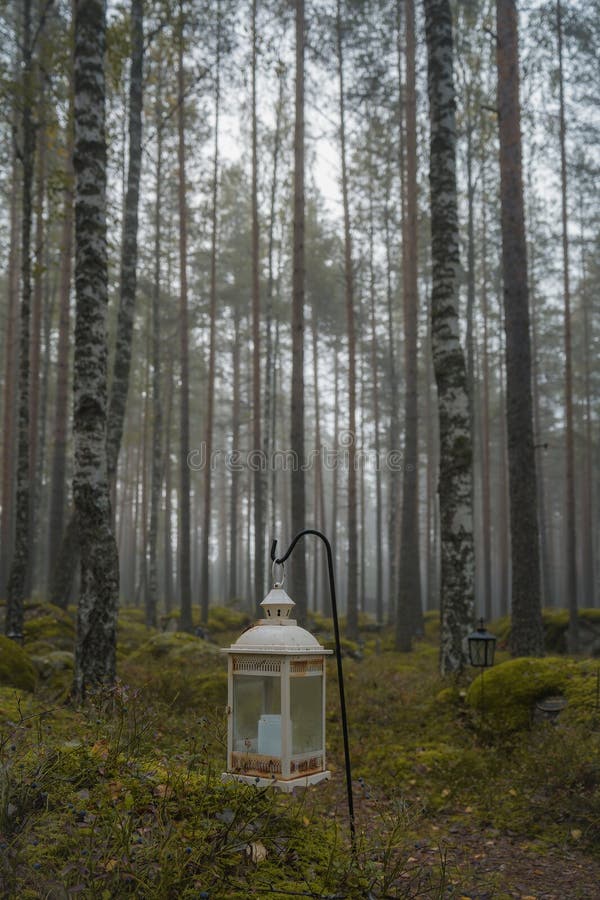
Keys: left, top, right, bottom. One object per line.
{"left": 570, "top": 828, "right": 582, "bottom": 840}
{"left": 246, "top": 841, "right": 268, "bottom": 863}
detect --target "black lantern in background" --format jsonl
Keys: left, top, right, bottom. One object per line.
{"left": 467, "top": 619, "right": 497, "bottom": 669}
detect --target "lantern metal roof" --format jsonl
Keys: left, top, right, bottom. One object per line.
{"left": 224, "top": 587, "right": 332, "bottom": 655}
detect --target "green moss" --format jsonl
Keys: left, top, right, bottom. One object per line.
{"left": 23, "top": 604, "right": 76, "bottom": 651}
{"left": 0, "top": 636, "right": 36, "bottom": 692}
{"left": 125, "top": 631, "right": 220, "bottom": 665}
{"left": 207, "top": 606, "right": 252, "bottom": 634}
{"left": 117, "top": 618, "right": 156, "bottom": 657}
{"left": 466, "top": 656, "right": 576, "bottom": 731}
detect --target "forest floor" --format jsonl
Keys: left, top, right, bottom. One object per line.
{"left": 0, "top": 601, "right": 599, "bottom": 898}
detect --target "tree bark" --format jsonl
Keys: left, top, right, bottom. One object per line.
{"left": 424, "top": 0, "right": 475, "bottom": 674}
{"left": 6, "top": 0, "right": 35, "bottom": 640}
{"left": 290, "top": 0, "right": 307, "bottom": 619}
{"left": 71, "top": 0, "right": 119, "bottom": 698}
{"left": 496, "top": 0, "right": 544, "bottom": 655}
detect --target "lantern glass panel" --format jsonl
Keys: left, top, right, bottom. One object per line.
{"left": 469, "top": 639, "right": 486, "bottom": 667}
{"left": 290, "top": 675, "right": 323, "bottom": 755}
{"left": 233, "top": 675, "right": 281, "bottom": 754}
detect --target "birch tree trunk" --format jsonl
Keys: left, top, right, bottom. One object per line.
{"left": 290, "top": 0, "right": 307, "bottom": 619}
{"left": 72, "top": 0, "right": 119, "bottom": 698}
{"left": 106, "top": 0, "right": 144, "bottom": 494}
{"left": 6, "top": 0, "right": 35, "bottom": 640}
{"left": 424, "top": 0, "right": 475, "bottom": 674}
{"left": 496, "top": 0, "right": 544, "bottom": 655}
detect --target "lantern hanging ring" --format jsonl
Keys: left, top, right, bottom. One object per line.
{"left": 271, "top": 559, "right": 285, "bottom": 588}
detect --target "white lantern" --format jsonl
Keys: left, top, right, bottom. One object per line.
{"left": 222, "top": 584, "right": 332, "bottom": 791}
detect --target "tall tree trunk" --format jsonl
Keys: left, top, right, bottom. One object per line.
{"left": 1, "top": 140, "right": 20, "bottom": 594}
{"left": 579, "top": 210, "right": 595, "bottom": 607}
{"left": 424, "top": 0, "right": 475, "bottom": 674}
{"left": 106, "top": 0, "right": 144, "bottom": 496}
{"left": 47, "top": 90, "right": 74, "bottom": 600}
{"left": 311, "top": 312, "right": 327, "bottom": 612}
{"left": 229, "top": 309, "right": 241, "bottom": 603}
{"left": 336, "top": 0, "right": 358, "bottom": 640}
{"left": 72, "top": 0, "right": 119, "bottom": 698}
{"left": 397, "top": 0, "right": 423, "bottom": 650}
{"left": 290, "top": 0, "right": 307, "bottom": 618}
{"left": 251, "top": 0, "right": 265, "bottom": 605}
{"left": 480, "top": 170, "right": 493, "bottom": 621}
{"left": 384, "top": 199, "right": 399, "bottom": 621}
{"left": 496, "top": 0, "right": 543, "bottom": 655}
{"left": 264, "top": 62, "right": 284, "bottom": 549}
{"left": 367, "top": 185, "right": 383, "bottom": 624}
{"left": 163, "top": 353, "right": 174, "bottom": 614}
{"left": 27, "top": 92, "right": 47, "bottom": 597}
{"left": 200, "top": 10, "right": 221, "bottom": 622}
{"left": 6, "top": 0, "right": 35, "bottom": 640}
{"left": 147, "top": 74, "right": 163, "bottom": 629}
{"left": 177, "top": 3, "right": 192, "bottom": 631}
{"left": 556, "top": 0, "right": 578, "bottom": 647}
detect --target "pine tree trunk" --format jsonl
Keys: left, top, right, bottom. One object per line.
{"left": 480, "top": 175, "right": 493, "bottom": 621}
{"left": 579, "top": 219, "right": 596, "bottom": 607}
{"left": 163, "top": 353, "right": 174, "bottom": 614}
{"left": 336, "top": 0, "right": 358, "bottom": 641}
{"left": 147, "top": 75, "right": 163, "bottom": 629}
{"left": 6, "top": 0, "right": 35, "bottom": 640}
{"left": 71, "top": 0, "right": 119, "bottom": 698}
{"left": 397, "top": 0, "right": 423, "bottom": 650}
{"left": 106, "top": 0, "right": 144, "bottom": 494}
{"left": 290, "top": 0, "right": 307, "bottom": 618}
{"left": 264, "top": 63, "right": 284, "bottom": 545}
{"left": 424, "top": 0, "right": 475, "bottom": 674}
{"left": 177, "top": 3, "right": 192, "bottom": 631}
{"left": 556, "top": 0, "right": 578, "bottom": 648}
{"left": 200, "top": 12, "right": 221, "bottom": 622}
{"left": 496, "top": 0, "right": 544, "bottom": 655}
{"left": 1, "top": 142, "right": 20, "bottom": 594}
{"left": 229, "top": 310, "right": 241, "bottom": 603}
{"left": 251, "top": 0, "right": 265, "bottom": 605}
{"left": 27, "top": 98, "right": 47, "bottom": 596}
{"left": 367, "top": 186, "right": 384, "bottom": 624}
{"left": 384, "top": 196, "right": 399, "bottom": 621}
{"left": 47, "top": 89, "right": 74, "bottom": 600}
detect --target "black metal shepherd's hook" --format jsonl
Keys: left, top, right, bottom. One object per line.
{"left": 271, "top": 530, "right": 356, "bottom": 851}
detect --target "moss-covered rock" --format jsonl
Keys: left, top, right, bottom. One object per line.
{"left": 0, "top": 636, "right": 36, "bottom": 692}
{"left": 207, "top": 606, "right": 252, "bottom": 634}
{"left": 23, "top": 603, "right": 76, "bottom": 651}
{"left": 125, "top": 631, "right": 220, "bottom": 666}
{"left": 466, "top": 656, "right": 576, "bottom": 731}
